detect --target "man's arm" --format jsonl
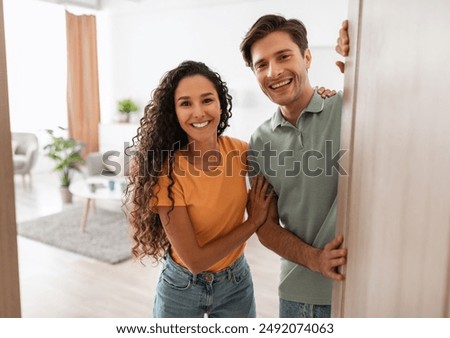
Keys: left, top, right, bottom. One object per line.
{"left": 316, "top": 20, "right": 350, "bottom": 96}
{"left": 257, "top": 197, "right": 347, "bottom": 281}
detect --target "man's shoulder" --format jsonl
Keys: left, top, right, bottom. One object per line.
{"left": 324, "top": 90, "right": 343, "bottom": 112}
{"left": 250, "top": 115, "right": 275, "bottom": 142}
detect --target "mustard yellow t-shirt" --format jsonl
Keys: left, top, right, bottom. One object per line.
{"left": 153, "top": 136, "right": 248, "bottom": 272}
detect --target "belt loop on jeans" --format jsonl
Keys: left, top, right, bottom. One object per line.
{"left": 227, "top": 268, "right": 232, "bottom": 281}
{"left": 192, "top": 274, "right": 197, "bottom": 285}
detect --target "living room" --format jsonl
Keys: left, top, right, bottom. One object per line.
{"left": 2, "top": 0, "right": 347, "bottom": 318}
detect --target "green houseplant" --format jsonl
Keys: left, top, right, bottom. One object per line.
{"left": 117, "top": 98, "right": 138, "bottom": 123}
{"left": 44, "top": 128, "right": 84, "bottom": 203}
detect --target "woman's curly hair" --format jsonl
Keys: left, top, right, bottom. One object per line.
{"left": 126, "top": 60, "right": 233, "bottom": 262}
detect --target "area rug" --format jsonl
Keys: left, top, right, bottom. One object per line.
{"left": 18, "top": 205, "right": 132, "bottom": 264}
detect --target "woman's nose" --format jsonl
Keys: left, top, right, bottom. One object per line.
{"left": 192, "top": 104, "right": 205, "bottom": 118}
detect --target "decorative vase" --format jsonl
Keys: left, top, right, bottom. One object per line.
{"left": 60, "top": 186, "right": 73, "bottom": 203}
{"left": 118, "top": 113, "right": 130, "bottom": 123}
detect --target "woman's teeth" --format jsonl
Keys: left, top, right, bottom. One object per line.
{"left": 192, "top": 121, "right": 209, "bottom": 128}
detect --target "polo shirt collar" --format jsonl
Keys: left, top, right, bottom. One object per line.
{"left": 271, "top": 90, "right": 325, "bottom": 130}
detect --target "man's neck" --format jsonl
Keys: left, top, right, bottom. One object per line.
{"left": 280, "top": 86, "right": 315, "bottom": 126}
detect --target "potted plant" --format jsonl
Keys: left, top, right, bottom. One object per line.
{"left": 117, "top": 98, "right": 138, "bottom": 123}
{"left": 44, "top": 127, "right": 84, "bottom": 203}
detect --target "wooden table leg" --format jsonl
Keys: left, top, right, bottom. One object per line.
{"left": 80, "top": 198, "right": 92, "bottom": 232}
{"left": 91, "top": 199, "right": 96, "bottom": 213}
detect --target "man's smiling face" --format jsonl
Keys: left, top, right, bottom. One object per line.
{"left": 251, "top": 30, "right": 312, "bottom": 112}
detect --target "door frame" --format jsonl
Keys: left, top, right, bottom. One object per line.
{"left": 0, "top": 0, "right": 21, "bottom": 318}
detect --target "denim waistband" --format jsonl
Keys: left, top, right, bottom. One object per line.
{"left": 164, "top": 251, "right": 247, "bottom": 284}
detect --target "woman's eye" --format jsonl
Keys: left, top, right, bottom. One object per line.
{"left": 203, "top": 98, "right": 214, "bottom": 104}
{"left": 180, "top": 101, "right": 190, "bottom": 107}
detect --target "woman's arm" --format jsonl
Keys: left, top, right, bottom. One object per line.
{"left": 158, "top": 176, "right": 273, "bottom": 274}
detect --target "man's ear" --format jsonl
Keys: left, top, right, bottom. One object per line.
{"left": 304, "top": 48, "right": 312, "bottom": 70}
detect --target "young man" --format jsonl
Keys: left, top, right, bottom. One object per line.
{"left": 241, "top": 15, "right": 349, "bottom": 318}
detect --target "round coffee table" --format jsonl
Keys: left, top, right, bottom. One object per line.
{"left": 69, "top": 176, "right": 126, "bottom": 232}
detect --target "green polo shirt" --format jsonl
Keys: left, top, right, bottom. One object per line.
{"left": 249, "top": 90, "right": 343, "bottom": 305}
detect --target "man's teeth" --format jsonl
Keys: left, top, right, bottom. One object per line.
{"left": 192, "top": 121, "right": 209, "bottom": 128}
{"left": 271, "top": 80, "right": 291, "bottom": 89}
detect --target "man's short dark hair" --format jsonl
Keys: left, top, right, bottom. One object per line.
{"left": 240, "top": 14, "right": 309, "bottom": 68}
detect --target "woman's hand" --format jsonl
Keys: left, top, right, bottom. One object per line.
{"left": 316, "top": 86, "right": 337, "bottom": 99}
{"left": 246, "top": 175, "right": 274, "bottom": 228}
{"left": 266, "top": 192, "right": 279, "bottom": 224}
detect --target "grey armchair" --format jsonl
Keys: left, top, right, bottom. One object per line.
{"left": 12, "top": 132, "right": 39, "bottom": 188}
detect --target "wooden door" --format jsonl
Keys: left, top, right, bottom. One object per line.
{"left": 0, "top": 0, "right": 21, "bottom": 317}
{"left": 333, "top": 0, "right": 450, "bottom": 317}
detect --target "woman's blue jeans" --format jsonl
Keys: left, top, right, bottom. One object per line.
{"left": 153, "top": 253, "right": 256, "bottom": 318}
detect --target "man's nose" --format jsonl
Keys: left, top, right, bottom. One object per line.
{"left": 267, "top": 62, "right": 282, "bottom": 78}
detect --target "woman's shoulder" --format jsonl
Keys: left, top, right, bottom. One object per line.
{"left": 219, "top": 135, "right": 248, "bottom": 153}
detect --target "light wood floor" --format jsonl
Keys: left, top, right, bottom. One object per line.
{"left": 14, "top": 172, "right": 280, "bottom": 318}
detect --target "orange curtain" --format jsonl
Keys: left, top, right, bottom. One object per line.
{"left": 65, "top": 11, "right": 100, "bottom": 156}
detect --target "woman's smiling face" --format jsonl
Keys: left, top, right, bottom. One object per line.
{"left": 174, "top": 74, "right": 221, "bottom": 143}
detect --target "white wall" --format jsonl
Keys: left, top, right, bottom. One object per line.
{"left": 98, "top": 0, "right": 348, "bottom": 141}
{"left": 4, "top": 0, "right": 347, "bottom": 169}
{"left": 4, "top": 0, "right": 67, "bottom": 133}
{"left": 4, "top": 0, "right": 69, "bottom": 173}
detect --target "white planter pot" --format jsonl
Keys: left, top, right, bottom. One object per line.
{"left": 60, "top": 186, "right": 73, "bottom": 204}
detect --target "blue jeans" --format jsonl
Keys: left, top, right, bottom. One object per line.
{"left": 153, "top": 253, "right": 256, "bottom": 318}
{"left": 280, "top": 299, "right": 331, "bottom": 318}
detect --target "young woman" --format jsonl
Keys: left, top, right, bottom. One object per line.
{"left": 126, "top": 60, "right": 273, "bottom": 318}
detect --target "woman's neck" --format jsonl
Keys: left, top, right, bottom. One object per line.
{"left": 185, "top": 136, "right": 221, "bottom": 171}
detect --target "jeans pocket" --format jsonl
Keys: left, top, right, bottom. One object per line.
{"left": 231, "top": 264, "right": 250, "bottom": 285}
{"left": 161, "top": 268, "right": 192, "bottom": 291}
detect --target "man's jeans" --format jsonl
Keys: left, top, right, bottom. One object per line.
{"left": 280, "top": 298, "right": 331, "bottom": 318}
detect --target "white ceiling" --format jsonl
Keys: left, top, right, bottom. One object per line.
{"left": 36, "top": 0, "right": 102, "bottom": 9}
